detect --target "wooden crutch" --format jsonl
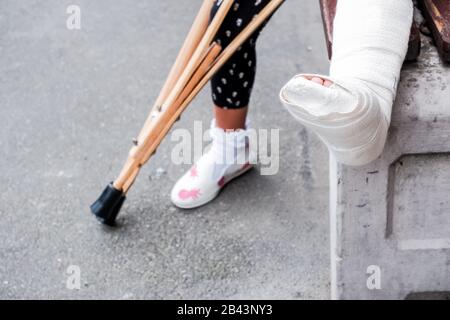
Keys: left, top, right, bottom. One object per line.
{"left": 91, "top": 0, "right": 285, "bottom": 226}
{"left": 138, "top": 0, "right": 216, "bottom": 140}
{"left": 136, "top": 0, "right": 235, "bottom": 143}
{"left": 110, "top": 0, "right": 235, "bottom": 204}
{"left": 114, "top": 0, "right": 235, "bottom": 192}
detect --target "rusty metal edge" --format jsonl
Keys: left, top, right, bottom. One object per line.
{"left": 419, "top": 0, "right": 450, "bottom": 62}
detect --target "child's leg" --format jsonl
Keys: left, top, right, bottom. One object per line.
{"left": 171, "top": 0, "right": 281, "bottom": 208}
{"left": 210, "top": 0, "right": 275, "bottom": 130}
{"left": 280, "top": 0, "right": 413, "bottom": 166}
{"left": 214, "top": 106, "right": 248, "bottom": 130}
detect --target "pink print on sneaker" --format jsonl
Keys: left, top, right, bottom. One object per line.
{"left": 218, "top": 176, "right": 226, "bottom": 187}
{"left": 190, "top": 165, "right": 199, "bottom": 178}
{"left": 178, "top": 189, "right": 201, "bottom": 200}
{"left": 242, "top": 162, "right": 251, "bottom": 170}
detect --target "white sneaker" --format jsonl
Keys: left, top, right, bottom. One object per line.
{"left": 171, "top": 120, "right": 255, "bottom": 209}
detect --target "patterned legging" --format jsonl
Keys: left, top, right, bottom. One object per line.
{"left": 210, "top": 0, "right": 280, "bottom": 109}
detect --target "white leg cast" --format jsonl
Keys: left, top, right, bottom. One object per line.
{"left": 280, "top": 0, "right": 413, "bottom": 166}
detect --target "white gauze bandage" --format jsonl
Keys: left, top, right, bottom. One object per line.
{"left": 279, "top": 0, "right": 413, "bottom": 166}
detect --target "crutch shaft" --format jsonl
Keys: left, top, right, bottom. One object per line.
{"left": 134, "top": 0, "right": 233, "bottom": 162}
{"left": 114, "top": 43, "right": 222, "bottom": 191}
{"left": 137, "top": 0, "right": 215, "bottom": 141}
{"left": 138, "top": 47, "right": 221, "bottom": 164}
{"left": 157, "top": 0, "right": 234, "bottom": 117}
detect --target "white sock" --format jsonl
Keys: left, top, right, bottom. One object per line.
{"left": 207, "top": 119, "right": 251, "bottom": 179}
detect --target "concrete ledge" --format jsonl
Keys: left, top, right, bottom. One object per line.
{"left": 330, "top": 36, "right": 450, "bottom": 300}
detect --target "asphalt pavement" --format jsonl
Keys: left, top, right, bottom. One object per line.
{"left": 0, "top": 0, "right": 331, "bottom": 299}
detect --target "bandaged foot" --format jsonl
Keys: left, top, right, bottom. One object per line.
{"left": 280, "top": 0, "right": 413, "bottom": 166}
{"left": 171, "top": 120, "right": 254, "bottom": 209}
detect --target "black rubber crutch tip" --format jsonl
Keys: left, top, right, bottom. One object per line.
{"left": 90, "top": 183, "right": 126, "bottom": 226}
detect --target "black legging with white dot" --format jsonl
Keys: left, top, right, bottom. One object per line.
{"left": 210, "top": 0, "right": 278, "bottom": 109}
